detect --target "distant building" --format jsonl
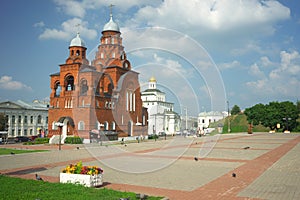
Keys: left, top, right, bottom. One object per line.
{"left": 0, "top": 100, "right": 49, "bottom": 138}
{"left": 198, "top": 111, "right": 227, "bottom": 130}
{"left": 141, "top": 77, "right": 180, "bottom": 135}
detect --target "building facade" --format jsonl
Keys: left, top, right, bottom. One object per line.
{"left": 0, "top": 100, "right": 48, "bottom": 138}
{"left": 141, "top": 77, "right": 180, "bottom": 135}
{"left": 198, "top": 111, "right": 227, "bottom": 130}
{"left": 48, "top": 11, "right": 147, "bottom": 142}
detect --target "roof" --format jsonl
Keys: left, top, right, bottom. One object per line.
{"left": 143, "top": 88, "right": 163, "bottom": 93}
{"left": 0, "top": 100, "right": 49, "bottom": 110}
{"left": 70, "top": 32, "right": 86, "bottom": 47}
{"left": 103, "top": 14, "right": 120, "bottom": 32}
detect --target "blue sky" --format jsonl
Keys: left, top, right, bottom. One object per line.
{"left": 0, "top": 0, "right": 299, "bottom": 116}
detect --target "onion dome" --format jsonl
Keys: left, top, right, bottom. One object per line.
{"left": 103, "top": 14, "right": 120, "bottom": 32}
{"left": 69, "top": 32, "right": 86, "bottom": 47}
{"left": 149, "top": 76, "right": 156, "bottom": 82}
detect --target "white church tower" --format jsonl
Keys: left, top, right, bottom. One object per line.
{"left": 141, "top": 77, "right": 180, "bottom": 135}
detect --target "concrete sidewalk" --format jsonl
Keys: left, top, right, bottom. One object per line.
{"left": 0, "top": 133, "right": 299, "bottom": 200}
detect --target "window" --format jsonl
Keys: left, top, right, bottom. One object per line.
{"left": 12, "top": 116, "right": 15, "bottom": 124}
{"left": 78, "top": 121, "right": 85, "bottom": 130}
{"left": 111, "top": 37, "right": 114, "bottom": 44}
{"left": 105, "top": 38, "right": 108, "bottom": 44}
{"left": 24, "top": 129, "right": 27, "bottom": 136}
{"left": 65, "top": 75, "right": 74, "bottom": 91}
{"left": 18, "top": 115, "right": 21, "bottom": 123}
{"left": 80, "top": 79, "right": 88, "bottom": 95}
{"left": 30, "top": 116, "right": 33, "bottom": 124}
{"left": 24, "top": 116, "right": 27, "bottom": 124}
{"left": 76, "top": 50, "right": 80, "bottom": 56}
{"left": 100, "top": 52, "right": 104, "bottom": 59}
{"left": 104, "top": 122, "right": 109, "bottom": 130}
{"left": 112, "top": 52, "right": 115, "bottom": 58}
{"left": 18, "top": 129, "right": 21, "bottom": 136}
{"left": 55, "top": 82, "right": 61, "bottom": 97}
{"left": 37, "top": 115, "right": 42, "bottom": 124}
{"left": 111, "top": 122, "right": 116, "bottom": 130}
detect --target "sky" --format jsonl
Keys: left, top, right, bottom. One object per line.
{"left": 0, "top": 0, "right": 299, "bottom": 116}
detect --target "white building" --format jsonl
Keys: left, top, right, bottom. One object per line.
{"left": 198, "top": 111, "right": 228, "bottom": 130}
{"left": 141, "top": 77, "right": 180, "bottom": 135}
{"left": 0, "top": 100, "right": 49, "bottom": 138}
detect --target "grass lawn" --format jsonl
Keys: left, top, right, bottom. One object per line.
{"left": 0, "top": 148, "right": 47, "bottom": 155}
{"left": 0, "top": 175, "right": 162, "bottom": 200}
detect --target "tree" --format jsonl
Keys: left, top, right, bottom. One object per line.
{"left": 244, "top": 103, "right": 265, "bottom": 126}
{"left": 231, "top": 105, "right": 241, "bottom": 115}
{"left": 244, "top": 101, "right": 298, "bottom": 131}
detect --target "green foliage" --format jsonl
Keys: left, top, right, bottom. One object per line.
{"left": 244, "top": 101, "right": 299, "bottom": 131}
{"left": 0, "top": 175, "right": 162, "bottom": 200}
{"left": 223, "top": 114, "right": 269, "bottom": 134}
{"left": 24, "top": 137, "right": 49, "bottom": 145}
{"left": 148, "top": 135, "right": 159, "bottom": 140}
{"left": 65, "top": 136, "right": 83, "bottom": 144}
{"left": 231, "top": 105, "right": 241, "bottom": 115}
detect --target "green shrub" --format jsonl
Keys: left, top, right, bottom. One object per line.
{"left": 148, "top": 135, "right": 158, "bottom": 140}
{"left": 64, "top": 136, "right": 83, "bottom": 144}
{"left": 24, "top": 138, "right": 49, "bottom": 145}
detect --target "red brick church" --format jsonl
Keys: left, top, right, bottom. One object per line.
{"left": 48, "top": 10, "right": 148, "bottom": 142}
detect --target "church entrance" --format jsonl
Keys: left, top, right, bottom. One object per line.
{"left": 57, "top": 117, "right": 75, "bottom": 138}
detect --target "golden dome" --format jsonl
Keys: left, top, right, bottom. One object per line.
{"left": 149, "top": 76, "right": 156, "bottom": 82}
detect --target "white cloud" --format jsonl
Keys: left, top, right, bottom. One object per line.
{"left": 132, "top": 0, "right": 290, "bottom": 33}
{"left": 0, "top": 76, "right": 32, "bottom": 91}
{"left": 53, "top": 0, "right": 161, "bottom": 17}
{"left": 54, "top": 0, "right": 87, "bottom": 18}
{"left": 218, "top": 60, "right": 241, "bottom": 70}
{"left": 246, "top": 50, "right": 300, "bottom": 97}
{"left": 249, "top": 63, "right": 265, "bottom": 79}
{"left": 39, "top": 18, "right": 97, "bottom": 40}
{"left": 33, "top": 21, "right": 45, "bottom": 28}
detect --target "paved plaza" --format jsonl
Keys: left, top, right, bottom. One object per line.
{"left": 0, "top": 133, "right": 299, "bottom": 200}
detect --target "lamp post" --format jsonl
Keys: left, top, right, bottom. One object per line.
{"left": 227, "top": 101, "right": 231, "bottom": 133}
{"left": 55, "top": 122, "right": 64, "bottom": 150}
{"left": 282, "top": 117, "right": 291, "bottom": 133}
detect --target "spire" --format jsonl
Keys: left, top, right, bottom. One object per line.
{"left": 102, "top": 4, "right": 120, "bottom": 32}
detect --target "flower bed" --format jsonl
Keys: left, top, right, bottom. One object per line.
{"left": 60, "top": 161, "right": 103, "bottom": 187}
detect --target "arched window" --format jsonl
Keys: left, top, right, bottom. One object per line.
{"left": 54, "top": 82, "right": 61, "bottom": 97}
{"left": 80, "top": 79, "right": 88, "bottom": 95}
{"left": 76, "top": 50, "right": 80, "bottom": 56}
{"left": 71, "top": 50, "right": 74, "bottom": 56}
{"left": 37, "top": 115, "right": 42, "bottom": 124}
{"left": 111, "top": 37, "right": 114, "bottom": 44}
{"left": 104, "top": 121, "right": 109, "bottom": 130}
{"left": 78, "top": 121, "right": 85, "bottom": 130}
{"left": 65, "top": 75, "right": 74, "bottom": 91}
{"left": 111, "top": 122, "right": 116, "bottom": 130}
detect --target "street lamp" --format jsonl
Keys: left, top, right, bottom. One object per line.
{"left": 282, "top": 117, "right": 291, "bottom": 133}
{"left": 227, "top": 101, "right": 231, "bottom": 133}
{"left": 55, "top": 122, "right": 64, "bottom": 150}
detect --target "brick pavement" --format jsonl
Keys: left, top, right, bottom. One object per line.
{"left": 0, "top": 133, "right": 299, "bottom": 200}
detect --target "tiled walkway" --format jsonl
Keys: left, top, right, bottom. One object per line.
{"left": 0, "top": 133, "right": 299, "bottom": 200}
